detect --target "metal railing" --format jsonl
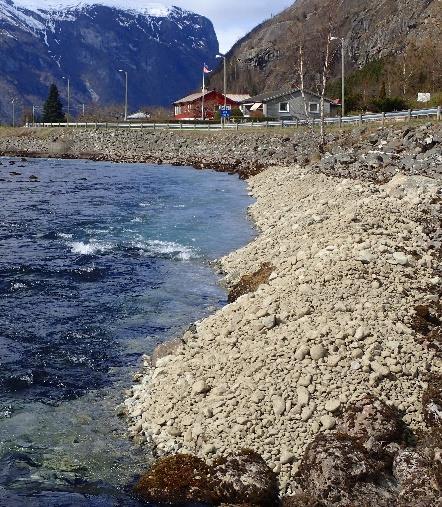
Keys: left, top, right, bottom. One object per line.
{"left": 29, "top": 107, "right": 441, "bottom": 130}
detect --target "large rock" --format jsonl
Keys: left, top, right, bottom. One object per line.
{"left": 212, "top": 450, "right": 279, "bottom": 506}
{"left": 422, "top": 376, "right": 442, "bottom": 429}
{"left": 133, "top": 454, "right": 216, "bottom": 504}
{"left": 394, "top": 449, "right": 442, "bottom": 507}
{"left": 281, "top": 494, "right": 324, "bottom": 506}
{"left": 134, "top": 451, "right": 279, "bottom": 506}
{"left": 295, "top": 433, "right": 396, "bottom": 506}
{"left": 336, "top": 396, "right": 404, "bottom": 452}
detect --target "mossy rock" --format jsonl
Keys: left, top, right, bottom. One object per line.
{"left": 134, "top": 450, "right": 278, "bottom": 506}
{"left": 336, "top": 395, "right": 404, "bottom": 452}
{"left": 422, "top": 376, "right": 442, "bottom": 429}
{"left": 394, "top": 448, "right": 442, "bottom": 507}
{"left": 295, "top": 433, "right": 396, "bottom": 506}
{"left": 281, "top": 494, "right": 324, "bottom": 506}
{"left": 134, "top": 454, "right": 216, "bottom": 505}
{"left": 411, "top": 305, "right": 441, "bottom": 335}
{"left": 212, "top": 450, "right": 279, "bottom": 506}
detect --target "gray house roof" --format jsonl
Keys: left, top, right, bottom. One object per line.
{"left": 245, "top": 87, "right": 336, "bottom": 104}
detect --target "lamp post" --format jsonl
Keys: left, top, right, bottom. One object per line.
{"left": 118, "top": 69, "right": 128, "bottom": 121}
{"left": 11, "top": 98, "right": 15, "bottom": 127}
{"left": 62, "top": 76, "right": 70, "bottom": 122}
{"left": 331, "top": 37, "right": 345, "bottom": 117}
{"left": 216, "top": 53, "right": 227, "bottom": 123}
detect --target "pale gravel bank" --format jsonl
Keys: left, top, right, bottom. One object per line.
{"left": 125, "top": 165, "right": 442, "bottom": 495}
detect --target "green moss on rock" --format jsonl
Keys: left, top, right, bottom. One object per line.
{"left": 134, "top": 450, "right": 279, "bottom": 506}
{"left": 134, "top": 454, "right": 216, "bottom": 505}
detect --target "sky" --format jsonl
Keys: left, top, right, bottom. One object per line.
{"left": 13, "top": 0, "right": 292, "bottom": 52}
{"left": 168, "top": 1, "right": 292, "bottom": 52}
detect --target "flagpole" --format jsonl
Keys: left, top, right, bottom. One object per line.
{"left": 202, "top": 66, "right": 205, "bottom": 121}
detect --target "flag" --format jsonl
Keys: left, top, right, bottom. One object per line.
{"left": 203, "top": 64, "right": 212, "bottom": 74}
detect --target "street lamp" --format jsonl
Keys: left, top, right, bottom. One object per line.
{"left": 32, "top": 104, "right": 39, "bottom": 125}
{"left": 11, "top": 98, "right": 15, "bottom": 127}
{"left": 331, "top": 36, "right": 345, "bottom": 117}
{"left": 216, "top": 53, "right": 227, "bottom": 123}
{"left": 118, "top": 69, "right": 128, "bottom": 121}
{"left": 62, "top": 76, "right": 70, "bottom": 122}
{"left": 331, "top": 37, "right": 345, "bottom": 116}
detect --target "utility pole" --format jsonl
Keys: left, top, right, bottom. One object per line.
{"left": 118, "top": 69, "right": 128, "bottom": 121}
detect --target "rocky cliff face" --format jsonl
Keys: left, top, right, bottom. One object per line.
{"left": 0, "top": 0, "right": 219, "bottom": 122}
{"left": 209, "top": 0, "right": 441, "bottom": 97}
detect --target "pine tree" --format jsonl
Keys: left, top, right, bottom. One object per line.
{"left": 42, "top": 84, "right": 65, "bottom": 122}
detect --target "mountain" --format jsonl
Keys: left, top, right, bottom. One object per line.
{"left": 0, "top": 0, "right": 219, "bottom": 122}
{"left": 209, "top": 0, "right": 441, "bottom": 106}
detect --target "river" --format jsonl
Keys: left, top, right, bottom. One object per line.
{"left": 0, "top": 157, "right": 254, "bottom": 505}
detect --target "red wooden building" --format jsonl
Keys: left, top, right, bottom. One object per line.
{"left": 173, "top": 90, "right": 250, "bottom": 120}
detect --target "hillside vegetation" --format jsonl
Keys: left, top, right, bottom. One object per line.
{"left": 209, "top": 0, "right": 441, "bottom": 111}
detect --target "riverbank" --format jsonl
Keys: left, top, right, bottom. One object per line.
{"left": 125, "top": 163, "right": 442, "bottom": 502}
{"left": 0, "top": 122, "right": 441, "bottom": 180}
{"left": 120, "top": 124, "right": 441, "bottom": 504}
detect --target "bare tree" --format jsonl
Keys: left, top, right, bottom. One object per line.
{"left": 296, "top": 41, "right": 315, "bottom": 131}
{"left": 81, "top": 103, "right": 125, "bottom": 122}
{"left": 290, "top": 0, "right": 340, "bottom": 146}
{"left": 319, "top": 30, "right": 334, "bottom": 145}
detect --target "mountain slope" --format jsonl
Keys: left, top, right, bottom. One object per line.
{"left": 0, "top": 0, "right": 218, "bottom": 121}
{"left": 209, "top": 0, "right": 441, "bottom": 101}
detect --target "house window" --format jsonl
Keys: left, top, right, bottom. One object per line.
{"left": 279, "top": 102, "right": 289, "bottom": 112}
{"left": 309, "top": 102, "right": 319, "bottom": 113}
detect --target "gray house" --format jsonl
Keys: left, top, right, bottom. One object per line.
{"left": 242, "top": 88, "right": 339, "bottom": 120}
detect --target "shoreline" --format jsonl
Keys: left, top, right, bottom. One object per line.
{"left": 125, "top": 164, "right": 442, "bottom": 491}
{"left": 120, "top": 123, "right": 441, "bottom": 504}
{"left": 0, "top": 148, "right": 258, "bottom": 179}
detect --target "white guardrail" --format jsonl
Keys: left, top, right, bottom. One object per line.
{"left": 29, "top": 107, "right": 441, "bottom": 130}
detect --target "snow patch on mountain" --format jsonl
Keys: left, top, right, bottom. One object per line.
{"left": 0, "top": 0, "right": 196, "bottom": 44}
{"left": 0, "top": 0, "right": 45, "bottom": 32}
{"left": 10, "top": 0, "right": 174, "bottom": 17}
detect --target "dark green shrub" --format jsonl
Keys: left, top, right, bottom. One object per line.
{"left": 370, "top": 97, "right": 409, "bottom": 112}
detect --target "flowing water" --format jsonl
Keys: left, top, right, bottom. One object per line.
{"left": 0, "top": 157, "right": 254, "bottom": 506}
